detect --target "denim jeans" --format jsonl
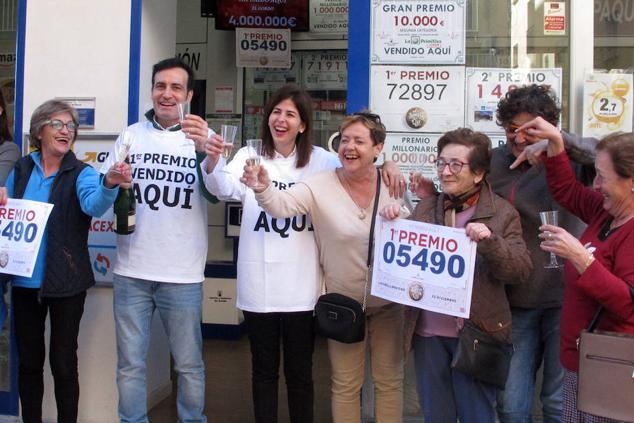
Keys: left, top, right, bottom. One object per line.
{"left": 413, "top": 334, "right": 497, "bottom": 423}
{"left": 113, "top": 274, "right": 206, "bottom": 423}
{"left": 243, "top": 310, "right": 315, "bottom": 423}
{"left": 13, "top": 287, "right": 86, "bottom": 423}
{"left": 497, "top": 307, "right": 564, "bottom": 423}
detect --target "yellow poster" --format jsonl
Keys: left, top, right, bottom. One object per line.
{"left": 583, "top": 72, "right": 633, "bottom": 138}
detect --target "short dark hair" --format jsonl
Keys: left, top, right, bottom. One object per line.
{"left": 339, "top": 111, "right": 386, "bottom": 146}
{"left": 496, "top": 84, "right": 561, "bottom": 128}
{"left": 260, "top": 84, "right": 313, "bottom": 168}
{"left": 29, "top": 100, "right": 79, "bottom": 150}
{"left": 437, "top": 128, "right": 492, "bottom": 176}
{"left": 597, "top": 132, "right": 634, "bottom": 178}
{"left": 152, "top": 57, "right": 195, "bottom": 92}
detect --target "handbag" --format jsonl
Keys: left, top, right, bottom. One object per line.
{"left": 577, "top": 307, "right": 634, "bottom": 421}
{"left": 451, "top": 322, "right": 514, "bottom": 389}
{"left": 313, "top": 169, "right": 381, "bottom": 344}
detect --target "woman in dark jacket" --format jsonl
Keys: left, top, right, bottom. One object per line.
{"left": 383, "top": 128, "right": 532, "bottom": 423}
{"left": 0, "top": 99, "right": 130, "bottom": 423}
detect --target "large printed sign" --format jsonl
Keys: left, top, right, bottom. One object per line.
{"left": 371, "top": 0, "right": 465, "bottom": 64}
{"left": 215, "top": 0, "right": 309, "bottom": 31}
{"left": 371, "top": 218, "right": 477, "bottom": 318}
{"left": 376, "top": 133, "right": 441, "bottom": 191}
{"left": 236, "top": 28, "right": 291, "bottom": 68}
{"left": 582, "top": 72, "right": 633, "bottom": 138}
{"left": 371, "top": 65, "right": 465, "bottom": 133}
{"left": 310, "top": 0, "right": 348, "bottom": 33}
{"left": 302, "top": 51, "right": 347, "bottom": 90}
{"left": 0, "top": 199, "right": 53, "bottom": 278}
{"left": 465, "top": 67, "right": 563, "bottom": 133}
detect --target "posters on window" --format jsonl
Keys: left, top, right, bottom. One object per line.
{"left": 582, "top": 72, "right": 633, "bottom": 138}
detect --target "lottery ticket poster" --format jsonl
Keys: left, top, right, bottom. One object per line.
{"left": 0, "top": 199, "right": 53, "bottom": 278}
{"left": 465, "top": 67, "right": 563, "bottom": 133}
{"left": 371, "top": 65, "right": 465, "bottom": 133}
{"left": 582, "top": 72, "right": 633, "bottom": 138}
{"left": 371, "top": 0, "right": 466, "bottom": 65}
{"left": 371, "top": 218, "right": 477, "bottom": 318}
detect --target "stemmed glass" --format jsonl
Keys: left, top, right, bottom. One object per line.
{"left": 246, "top": 139, "right": 263, "bottom": 189}
{"left": 540, "top": 210, "right": 563, "bottom": 269}
{"left": 221, "top": 125, "right": 238, "bottom": 160}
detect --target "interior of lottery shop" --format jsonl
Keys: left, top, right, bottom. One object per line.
{"left": 1, "top": 0, "right": 634, "bottom": 420}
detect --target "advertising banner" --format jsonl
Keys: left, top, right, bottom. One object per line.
{"left": 371, "top": 0, "right": 465, "bottom": 64}
{"left": 465, "top": 67, "right": 562, "bottom": 133}
{"left": 302, "top": 51, "right": 348, "bottom": 90}
{"left": 236, "top": 28, "right": 291, "bottom": 68}
{"left": 0, "top": 199, "right": 53, "bottom": 278}
{"left": 215, "top": 0, "right": 309, "bottom": 31}
{"left": 310, "top": 0, "right": 348, "bottom": 33}
{"left": 582, "top": 72, "right": 633, "bottom": 138}
{"left": 371, "top": 218, "right": 477, "bottom": 318}
{"left": 371, "top": 65, "right": 465, "bottom": 133}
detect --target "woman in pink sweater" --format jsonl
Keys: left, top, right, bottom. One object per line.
{"left": 520, "top": 119, "right": 634, "bottom": 422}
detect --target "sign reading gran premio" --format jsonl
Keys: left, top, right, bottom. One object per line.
{"left": 371, "top": 65, "right": 465, "bottom": 133}
{"left": 371, "top": 0, "right": 465, "bottom": 64}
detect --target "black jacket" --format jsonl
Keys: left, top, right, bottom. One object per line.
{"left": 13, "top": 151, "right": 94, "bottom": 297}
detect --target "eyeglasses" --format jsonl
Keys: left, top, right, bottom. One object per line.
{"left": 435, "top": 159, "right": 469, "bottom": 174}
{"left": 352, "top": 111, "right": 382, "bottom": 124}
{"left": 45, "top": 119, "right": 78, "bottom": 131}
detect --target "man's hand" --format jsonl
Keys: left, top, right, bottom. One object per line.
{"left": 509, "top": 140, "right": 548, "bottom": 170}
{"left": 181, "top": 114, "right": 210, "bottom": 152}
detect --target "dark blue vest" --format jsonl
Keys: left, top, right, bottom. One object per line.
{"left": 12, "top": 152, "right": 94, "bottom": 297}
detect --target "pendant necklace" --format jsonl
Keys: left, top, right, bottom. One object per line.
{"left": 339, "top": 170, "right": 373, "bottom": 220}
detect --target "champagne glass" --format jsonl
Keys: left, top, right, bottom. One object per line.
{"left": 177, "top": 101, "right": 190, "bottom": 122}
{"left": 221, "top": 125, "right": 238, "bottom": 160}
{"left": 246, "top": 139, "right": 263, "bottom": 189}
{"left": 540, "top": 210, "right": 563, "bottom": 269}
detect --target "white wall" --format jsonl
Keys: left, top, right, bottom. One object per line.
{"left": 22, "top": 1, "right": 176, "bottom": 421}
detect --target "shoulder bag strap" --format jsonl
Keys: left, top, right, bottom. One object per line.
{"left": 361, "top": 168, "right": 381, "bottom": 311}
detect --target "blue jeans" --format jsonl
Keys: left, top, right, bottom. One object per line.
{"left": 413, "top": 335, "right": 497, "bottom": 423}
{"left": 113, "top": 274, "right": 206, "bottom": 423}
{"left": 497, "top": 307, "right": 563, "bottom": 423}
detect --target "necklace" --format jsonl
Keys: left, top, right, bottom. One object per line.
{"left": 338, "top": 169, "right": 374, "bottom": 220}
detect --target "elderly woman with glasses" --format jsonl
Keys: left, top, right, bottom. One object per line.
{"left": 383, "top": 128, "right": 531, "bottom": 423}
{"left": 241, "top": 111, "right": 406, "bottom": 423}
{"left": 0, "top": 99, "right": 131, "bottom": 423}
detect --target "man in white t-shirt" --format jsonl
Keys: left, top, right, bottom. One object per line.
{"left": 102, "top": 57, "right": 213, "bottom": 423}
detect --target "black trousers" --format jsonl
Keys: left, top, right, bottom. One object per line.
{"left": 243, "top": 310, "right": 315, "bottom": 423}
{"left": 12, "top": 287, "right": 86, "bottom": 423}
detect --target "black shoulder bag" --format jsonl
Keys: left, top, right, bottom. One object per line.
{"left": 314, "top": 169, "right": 381, "bottom": 344}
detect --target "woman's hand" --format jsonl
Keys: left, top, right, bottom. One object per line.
{"left": 380, "top": 203, "right": 403, "bottom": 220}
{"left": 539, "top": 224, "right": 589, "bottom": 272}
{"left": 465, "top": 222, "right": 492, "bottom": 242}
{"left": 105, "top": 162, "right": 132, "bottom": 189}
{"left": 0, "top": 187, "right": 8, "bottom": 206}
{"left": 409, "top": 171, "right": 436, "bottom": 198}
{"left": 240, "top": 162, "right": 271, "bottom": 193}
{"left": 204, "top": 134, "right": 224, "bottom": 172}
{"left": 381, "top": 161, "right": 406, "bottom": 199}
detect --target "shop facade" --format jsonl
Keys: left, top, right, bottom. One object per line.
{"left": 0, "top": 0, "right": 633, "bottom": 421}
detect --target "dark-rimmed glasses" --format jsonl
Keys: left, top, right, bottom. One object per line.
{"left": 435, "top": 159, "right": 469, "bottom": 174}
{"left": 45, "top": 119, "right": 78, "bottom": 132}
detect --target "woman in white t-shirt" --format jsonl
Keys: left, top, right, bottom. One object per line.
{"left": 203, "top": 85, "right": 403, "bottom": 423}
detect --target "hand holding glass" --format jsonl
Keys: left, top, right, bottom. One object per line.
{"left": 246, "top": 139, "right": 263, "bottom": 189}
{"left": 540, "top": 211, "right": 563, "bottom": 269}
{"left": 221, "top": 125, "right": 238, "bottom": 159}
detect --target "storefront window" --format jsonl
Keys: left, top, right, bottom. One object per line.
{"left": 243, "top": 49, "right": 348, "bottom": 150}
